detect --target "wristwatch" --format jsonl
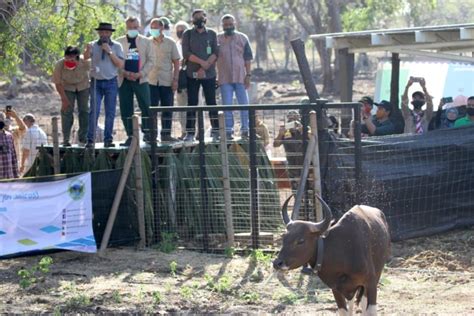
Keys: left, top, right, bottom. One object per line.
{"left": 107, "top": 51, "right": 113, "bottom": 56}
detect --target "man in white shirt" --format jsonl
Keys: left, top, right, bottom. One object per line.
{"left": 20, "top": 114, "right": 47, "bottom": 174}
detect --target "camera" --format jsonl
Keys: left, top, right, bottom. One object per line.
{"left": 410, "top": 76, "right": 424, "bottom": 83}
{"left": 441, "top": 96, "right": 453, "bottom": 103}
{"left": 285, "top": 121, "right": 297, "bottom": 129}
{"left": 5, "top": 105, "right": 11, "bottom": 112}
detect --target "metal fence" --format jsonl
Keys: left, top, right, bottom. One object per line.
{"left": 147, "top": 101, "right": 362, "bottom": 251}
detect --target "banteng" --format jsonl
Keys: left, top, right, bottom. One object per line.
{"left": 273, "top": 195, "right": 391, "bottom": 316}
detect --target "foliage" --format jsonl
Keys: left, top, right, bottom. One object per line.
{"left": 249, "top": 249, "right": 272, "bottom": 264}
{"left": 158, "top": 232, "right": 177, "bottom": 253}
{"left": 0, "top": 0, "right": 126, "bottom": 79}
{"left": 152, "top": 291, "right": 162, "bottom": 305}
{"left": 224, "top": 246, "right": 236, "bottom": 258}
{"left": 169, "top": 260, "right": 178, "bottom": 276}
{"left": 17, "top": 256, "right": 53, "bottom": 289}
{"left": 204, "top": 273, "right": 233, "bottom": 293}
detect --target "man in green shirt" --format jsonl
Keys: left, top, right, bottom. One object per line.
{"left": 454, "top": 96, "right": 474, "bottom": 127}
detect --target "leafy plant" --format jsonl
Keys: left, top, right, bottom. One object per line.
{"left": 180, "top": 285, "right": 194, "bottom": 299}
{"left": 169, "top": 261, "right": 178, "bottom": 276}
{"left": 152, "top": 291, "right": 162, "bottom": 306}
{"left": 17, "top": 256, "right": 53, "bottom": 289}
{"left": 112, "top": 290, "right": 121, "bottom": 303}
{"left": 205, "top": 274, "right": 233, "bottom": 294}
{"left": 224, "top": 247, "right": 236, "bottom": 258}
{"left": 250, "top": 249, "right": 272, "bottom": 265}
{"left": 65, "top": 294, "right": 91, "bottom": 309}
{"left": 240, "top": 290, "right": 260, "bottom": 304}
{"left": 159, "top": 232, "right": 177, "bottom": 253}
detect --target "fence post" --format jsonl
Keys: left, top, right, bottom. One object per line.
{"left": 132, "top": 115, "right": 146, "bottom": 248}
{"left": 218, "top": 112, "right": 234, "bottom": 247}
{"left": 149, "top": 111, "right": 161, "bottom": 243}
{"left": 310, "top": 111, "right": 323, "bottom": 221}
{"left": 51, "top": 117, "right": 60, "bottom": 174}
{"left": 353, "top": 104, "right": 363, "bottom": 204}
{"left": 248, "top": 108, "right": 260, "bottom": 249}
{"left": 99, "top": 137, "right": 137, "bottom": 253}
{"left": 197, "top": 110, "right": 210, "bottom": 250}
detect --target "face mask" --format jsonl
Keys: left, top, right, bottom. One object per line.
{"left": 224, "top": 27, "right": 235, "bottom": 36}
{"left": 0, "top": 121, "right": 4, "bottom": 130}
{"left": 64, "top": 60, "right": 78, "bottom": 70}
{"left": 412, "top": 100, "right": 425, "bottom": 109}
{"left": 177, "top": 30, "right": 184, "bottom": 39}
{"left": 127, "top": 30, "right": 139, "bottom": 38}
{"left": 467, "top": 107, "right": 474, "bottom": 116}
{"left": 193, "top": 18, "right": 205, "bottom": 29}
{"left": 150, "top": 29, "right": 160, "bottom": 38}
{"left": 163, "top": 30, "right": 171, "bottom": 37}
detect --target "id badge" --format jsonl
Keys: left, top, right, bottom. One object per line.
{"left": 206, "top": 46, "right": 212, "bottom": 55}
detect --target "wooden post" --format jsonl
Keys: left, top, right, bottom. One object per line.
{"left": 99, "top": 137, "right": 137, "bottom": 253}
{"left": 310, "top": 111, "right": 323, "bottom": 221}
{"left": 291, "top": 134, "right": 317, "bottom": 220}
{"left": 51, "top": 117, "right": 60, "bottom": 174}
{"left": 218, "top": 112, "right": 234, "bottom": 247}
{"left": 132, "top": 115, "right": 146, "bottom": 248}
{"left": 390, "top": 53, "right": 400, "bottom": 108}
{"left": 338, "top": 48, "right": 355, "bottom": 136}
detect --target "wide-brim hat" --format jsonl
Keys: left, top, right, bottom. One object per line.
{"left": 95, "top": 22, "right": 115, "bottom": 32}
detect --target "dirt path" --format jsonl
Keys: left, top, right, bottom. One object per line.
{"left": 1, "top": 229, "right": 472, "bottom": 315}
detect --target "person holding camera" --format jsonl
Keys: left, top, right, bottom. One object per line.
{"left": 83, "top": 22, "right": 124, "bottom": 148}
{"left": 52, "top": 46, "right": 90, "bottom": 146}
{"left": 181, "top": 9, "right": 219, "bottom": 142}
{"left": 0, "top": 112, "right": 19, "bottom": 179}
{"left": 3, "top": 107, "right": 26, "bottom": 164}
{"left": 401, "top": 77, "right": 433, "bottom": 134}
{"left": 148, "top": 17, "right": 181, "bottom": 143}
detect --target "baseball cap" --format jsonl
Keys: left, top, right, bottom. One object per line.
{"left": 374, "top": 100, "right": 393, "bottom": 112}
{"left": 359, "top": 96, "right": 374, "bottom": 106}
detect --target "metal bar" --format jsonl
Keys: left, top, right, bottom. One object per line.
{"left": 390, "top": 53, "right": 400, "bottom": 108}
{"left": 218, "top": 112, "right": 234, "bottom": 247}
{"left": 301, "top": 109, "right": 310, "bottom": 220}
{"left": 51, "top": 117, "right": 60, "bottom": 174}
{"left": 353, "top": 104, "right": 363, "bottom": 205}
{"left": 197, "top": 110, "right": 209, "bottom": 251}
{"left": 248, "top": 108, "right": 259, "bottom": 249}
{"left": 132, "top": 115, "right": 146, "bottom": 248}
{"left": 150, "top": 111, "right": 160, "bottom": 243}
{"left": 149, "top": 102, "right": 361, "bottom": 113}
{"left": 310, "top": 111, "right": 323, "bottom": 221}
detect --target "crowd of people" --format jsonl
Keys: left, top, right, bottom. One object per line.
{"left": 350, "top": 76, "right": 474, "bottom": 138}
{"left": 51, "top": 9, "right": 253, "bottom": 148}
{"left": 3, "top": 8, "right": 473, "bottom": 180}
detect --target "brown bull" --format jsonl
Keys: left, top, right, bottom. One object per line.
{"left": 273, "top": 195, "right": 391, "bottom": 316}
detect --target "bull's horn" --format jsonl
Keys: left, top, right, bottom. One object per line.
{"left": 310, "top": 194, "right": 333, "bottom": 233}
{"left": 281, "top": 194, "right": 294, "bottom": 225}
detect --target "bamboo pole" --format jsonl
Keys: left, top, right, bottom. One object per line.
{"left": 310, "top": 111, "right": 323, "bottom": 221}
{"left": 132, "top": 115, "right": 146, "bottom": 248}
{"left": 218, "top": 112, "right": 234, "bottom": 247}
{"left": 51, "top": 117, "right": 60, "bottom": 174}
{"left": 99, "top": 137, "right": 137, "bottom": 253}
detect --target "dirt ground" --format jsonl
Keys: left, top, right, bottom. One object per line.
{"left": 1, "top": 228, "right": 473, "bottom": 315}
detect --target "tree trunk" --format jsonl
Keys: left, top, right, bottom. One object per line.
{"left": 140, "top": 0, "right": 146, "bottom": 27}
{"left": 325, "top": 0, "right": 343, "bottom": 94}
{"left": 254, "top": 19, "right": 268, "bottom": 68}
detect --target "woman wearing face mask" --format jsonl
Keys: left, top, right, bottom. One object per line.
{"left": 401, "top": 76, "right": 434, "bottom": 134}
{"left": 52, "top": 46, "right": 91, "bottom": 146}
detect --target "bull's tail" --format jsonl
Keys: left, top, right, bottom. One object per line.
{"left": 355, "top": 286, "right": 365, "bottom": 306}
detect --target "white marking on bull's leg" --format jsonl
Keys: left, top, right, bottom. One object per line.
{"left": 337, "top": 308, "right": 348, "bottom": 316}
{"left": 360, "top": 294, "right": 368, "bottom": 313}
{"left": 364, "top": 304, "right": 377, "bottom": 316}
{"left": 347, "top": 297, "right": 355, "bottom": 316}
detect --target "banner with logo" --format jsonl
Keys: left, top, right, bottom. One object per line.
{"left": 0, "top": 173, "right": 96, "bottom": 257}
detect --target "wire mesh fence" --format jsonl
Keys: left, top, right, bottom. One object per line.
{"left": 147, "top": 102, "right": 362, "bottom": 250}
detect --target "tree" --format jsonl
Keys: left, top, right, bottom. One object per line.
{"left": 0, "top": 0, "right": 126, "bottom": 91}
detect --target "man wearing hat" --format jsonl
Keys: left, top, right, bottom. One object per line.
{"left": 117, "top": 16, "right": 155, "bottom": 146}
{"left": 20, "top": 114, "right": 47, "bottom": 174}
{"left": 360, "top": 100, "right": 396, "bottom": 136}
{"left": 84, "top": 22, "right": 124, "bottom": 148}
